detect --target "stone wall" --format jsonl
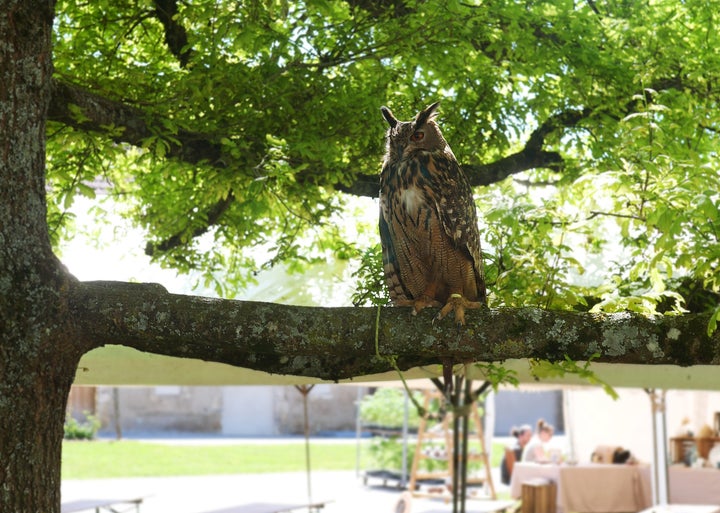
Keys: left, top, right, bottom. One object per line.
{"left": 89, "top": 384, "right": 365, "bottom": 436}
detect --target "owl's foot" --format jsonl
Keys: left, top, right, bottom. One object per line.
{"left": 435, "top": 293, "right": 484, "bottom": 326}
{"left": 396, "top": 296, "right": 442, "bottom": 316}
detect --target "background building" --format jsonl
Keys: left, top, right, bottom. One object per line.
{"left": 68, "top": 385, "right": 363, "bottom": 436}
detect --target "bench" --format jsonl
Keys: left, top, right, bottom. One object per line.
{"left": 61, "top": 497, "right": 144, "bottom": 513}
{"left": 196, "top": 501, "right": 331, "bottom": 513}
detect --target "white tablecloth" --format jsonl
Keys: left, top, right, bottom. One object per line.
{"left": 669, "top": 466, "right": 720, "bottom": 505}
{"left": 639, "top": 507, "right": 720, "bottom": 513}
{"left": 510, "top": 462, "right": 652, "bottom": 513}
{"left": 510, "top": 463, "right": 562, "bottom": 510}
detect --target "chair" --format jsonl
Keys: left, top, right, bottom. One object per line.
{"left": 504, "top": 446, "right": 518, "bottom": 477}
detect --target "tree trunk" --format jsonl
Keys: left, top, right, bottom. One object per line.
{"left": 0, "top": 2, "right": 84, "bottom": 512}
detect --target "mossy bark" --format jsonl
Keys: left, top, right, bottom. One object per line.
{"left": 71, "top": 281, "right": 720, "bottom": 381}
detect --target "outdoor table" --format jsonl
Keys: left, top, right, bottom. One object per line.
{"left": 668, "top": 466, "right": 720, "bottom": 505}
{"left": 416, "top": 500, "right": 517, "bottom": 513}
{"left": 510, "top": 462, "right": 652, "bottom": 513}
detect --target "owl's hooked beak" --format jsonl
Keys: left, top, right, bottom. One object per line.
{"left": 381, "top": 106, "right": 398, "bottom": 128}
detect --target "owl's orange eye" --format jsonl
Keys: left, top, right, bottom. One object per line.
{"left": 411, "top": 131, "right": 424, "bottom": 141}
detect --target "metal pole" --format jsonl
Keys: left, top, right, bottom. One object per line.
{"left": 402, "top": 388, "right": 409, "bottom": 487}
{"left": 112, "top": 387, "right": 122, "bottom": 440}
{"left": 355, "top": 387, "right": 363, "bottom": 478}
{"left": 460, "top": 379, "right": 471, "bottom": 513}
{"left": 295, "top": 385, "right": 315, "bottom": 511}
{"left": 646, "top": 388, "right": 669, "bottom": 505}
{"left": 452, "top": 374, "right": 463, "bottom": 513}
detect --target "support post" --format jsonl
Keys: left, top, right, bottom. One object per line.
{"left": 646, "top": 388, "right": 669, "bottom": 505}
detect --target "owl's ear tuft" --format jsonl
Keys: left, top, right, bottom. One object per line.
{"left": 415, "top": 101, "right": 440, "bottom": 127}
{"left": 381, "top": 106, "right": 398, "bottom": 128}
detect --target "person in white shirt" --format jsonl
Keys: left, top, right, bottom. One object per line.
{"left": 500, "top": 424, "right": 533, "bottom": 484}
{"left": 521, "top": 418, "right": 555, "bottom": 462}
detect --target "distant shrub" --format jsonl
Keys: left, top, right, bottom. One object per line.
{"left": 64, "top": 413, "right": 100, "bottom": 440}
{"left": 359, "top": 388, "right": 424, "bottom": 429}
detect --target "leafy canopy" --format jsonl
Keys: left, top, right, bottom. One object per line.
{"left": 48, "top": 0, "right": 720, "bottom": 318}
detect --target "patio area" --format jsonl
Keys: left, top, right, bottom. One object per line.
{"left": 61, "top": 469, "right": 513, "bottom": 513}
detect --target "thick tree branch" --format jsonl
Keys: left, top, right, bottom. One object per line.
{"left": 48, "top": 79, "right": 225, "bottom": 166}
{"left": 152, "top": 0, "right": 193, "bottom": 68}
{"left": 71, "top": 281, "right": 720, "bottom": 382}
{"left": 344, "top": 0, "right": 413, "bottom": 17}
{"left": 48, "top": 80, "right": 586, "bottom": 196}
{"left": 48, "top": 80, "right": 591, "bottom": 255}
{"left": 144, "top": 190, "right": 235, "bottom": 256}
{"left": 334, "top": 146, "right": 563, "bottom": 197}
{"left": 337, "top": 108, "right": 591, "bottom": 197}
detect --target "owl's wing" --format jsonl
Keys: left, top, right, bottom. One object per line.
{"left": 425, "top": 153, "right": 487, "bottom": 302}
{"left": 379, "top": 176, "right": 411, "bottom": 302}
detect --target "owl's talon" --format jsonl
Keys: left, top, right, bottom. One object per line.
{"left": 436, "top": 293, "right": 482, "bottom": 326}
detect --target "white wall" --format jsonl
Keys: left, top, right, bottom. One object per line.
{"left": 565, "top": 388, "right": 720, "bottom": 464}
{"left": 565, "top": 388, "right": 654, "bottom": 463}
{"left": 221, "top": 386, "right": 276, "bottom": 436}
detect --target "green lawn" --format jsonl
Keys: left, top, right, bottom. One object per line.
{"left": 62, "top": 441, "right": 360, "bottom": 479}
{"left": 62, "top": 439, "right": 506, "bottom": 480}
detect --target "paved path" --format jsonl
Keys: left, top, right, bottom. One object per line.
{"left": 62, "top": 471, "right": 409, "bottom": 513}
{"left": 62, "top": 470, "right": 511, "bottom": 513}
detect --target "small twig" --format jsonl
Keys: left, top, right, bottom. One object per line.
{"left": 588, "top": 210, "right": 647, "bottom": 222}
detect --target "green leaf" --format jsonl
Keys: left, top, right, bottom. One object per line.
{"left": 529, "top": 356, "right": 618, "bottom": 400}
{"left": 708, "top": 305, "right": 720, "bottom": 337}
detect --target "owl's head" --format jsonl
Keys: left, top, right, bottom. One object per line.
{"left": 380, "top": 101, "right": 451, "bottom": 161}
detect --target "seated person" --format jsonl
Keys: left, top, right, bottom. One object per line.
{"left": 591, "top": 445, "right": 633, "bottom": 464}
{"left": 522, "top": 419, "right": 555, "bottom": 462}
{"left": 500, "top": 424, "right": 532, "bottom": 485}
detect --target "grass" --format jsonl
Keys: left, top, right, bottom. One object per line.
{"left": 62, "top": 440, "right": 360, "bottom": 479}
{"left": 62, "top": 439, "right": 507, "bottom": 480}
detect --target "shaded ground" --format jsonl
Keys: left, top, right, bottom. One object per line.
{"left": 62, "top": 469, "right": 512, "bottom": 513}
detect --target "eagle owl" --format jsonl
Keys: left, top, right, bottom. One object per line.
{"left": 379, "top": 101, "right": 486, "bottom": 325}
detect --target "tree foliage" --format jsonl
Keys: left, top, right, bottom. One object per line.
{"left": 47, "top": 0, "right": 720, "bottom": 317}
